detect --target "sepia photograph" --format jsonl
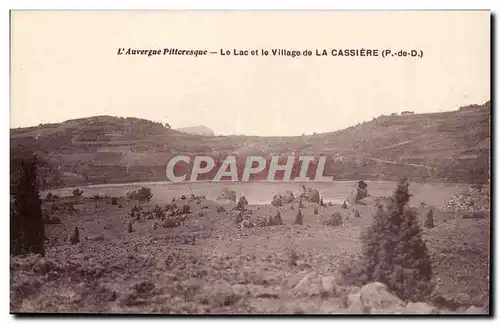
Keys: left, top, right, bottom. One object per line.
{"left": 9, "top": 10, "right": 491, "bottom": 315}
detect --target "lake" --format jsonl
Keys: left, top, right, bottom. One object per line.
{"left": 43, "top": 180, "right": 471, "bottom": 207}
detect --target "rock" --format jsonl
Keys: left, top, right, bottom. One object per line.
{"left": 234, "top": 195, "right": 249, "bottom": 212}
{"left": 271, "top": 195, "right": 282, "bottom": 207}
{"left": 347, "top": 181, "right": 369, "bottom": 204}
{"left": 299, "top": 186, "right": 320, "bottom": 204}
{"left": 464, "top": 306, "right": 487, "bottom": 314}
{"left": 346, "top": 292, "right": 365, "bottom": 313}
{"left": 359, "top": 282, "right": 404, "bottom": 313}
{"left": 404, "top": 302, "right": 437, "bottom": 314}
{"left": 321, "top": 212, "right": 342, "bottom": 226}
{"left": 289, "top": 272, "right": 322, "bottom": 297}
{"left": 282, "top": 191, "right": 295, "bottom": 203}
{"left": 267, "top": 210, "right": 283, "bottom": 226}
{"left": 320, "top": 276, "right": 337, "bottom": 296}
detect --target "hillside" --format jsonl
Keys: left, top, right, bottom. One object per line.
{"left": 176, "top": 125, "right": 215, "bottom": 136}
{"left": 10, "top": 101, "right": 490, "bottom": 188}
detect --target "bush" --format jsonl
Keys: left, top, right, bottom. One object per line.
{"left": 293, "top": 209, "right": 303, "bottom": 225}
{"left": 10, "top": 156, "right": 45, "bottom": 256}
{"left": 127, "top": 187, "right": 153, "bottom": 202}
{"left": 352, "top": 178, "right": 434, "bottom": 302}
{"left": 111, "top": 197, "right": 118, "bottom": 205}
{"left": 424, "top": 209, "right": 434, "bottom": 228}
{"left": 69, "top": 226, "right": 80, "bottom": 244}
{"left": 72, "top": 188, "right": 84, "bottom": 198}
{"left": 182, "top": 205, "right": 191, "bottom": 214}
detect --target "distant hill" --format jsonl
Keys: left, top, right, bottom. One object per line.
{"left": 176, "top": 125, "right": 215, "bottom": 136}
{"left": 10, "top": 101, "right": 490, "bottom": 188}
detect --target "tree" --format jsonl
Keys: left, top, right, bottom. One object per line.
{"left": 10, "top": 155, "right": 45, "bottom": 256}
{"left": 343, "top": 178, "right": 433, "bottom": 302}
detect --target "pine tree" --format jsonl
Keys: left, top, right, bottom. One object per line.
{"left": 357, "top": 178, "right": 433, "bottom": 301}
{"left": 10, "top": 156, "right": 45, "bottom": 256}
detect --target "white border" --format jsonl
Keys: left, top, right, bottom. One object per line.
{"left": 3, "top": 1, "right": 498, "bottom": 324}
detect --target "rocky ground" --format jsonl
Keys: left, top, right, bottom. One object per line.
{"left": 10, "top": 187, "right": 490, "bottom": 314}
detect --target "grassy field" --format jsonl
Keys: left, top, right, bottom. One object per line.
{"left": 10, "top": 181, "right": 490, "bottom": 314}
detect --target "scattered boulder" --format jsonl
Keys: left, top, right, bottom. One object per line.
{"left": 404, "top": 302, "right": 438, "bottom": 314}
{"left": 267, "top": 210, "right": 284, "bottom": 226}
{"left": 234, "top": 195, "right": 249, "bottom": 211}
{"left": 280, "top": 191, "right": 294, "bottom": 203}
{"left": 271, "top": 195, "right": 282, "bottom": 207}
{"left": 464, "top": 306, "right": 487, "bottom": 314}
{"left": 357, "top": 282, "right": 405, "bottom": 313}
{"left": 235, "top": 211, "right": 243, "bottom": 225}
{"left": 299, "top": 185, "right": 320, "bottom": 204}
{"left": 321, "top": 212, "right": 343, "bottom": 227}
{"left": 240, "top": 219, "right": 254, "bottom": 229}
{"left": 347, "top": 181, "right": 369, "bottom": 204}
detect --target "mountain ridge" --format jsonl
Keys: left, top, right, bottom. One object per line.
{"left": 10, "top": 100, "right": 490, "bottom": 188}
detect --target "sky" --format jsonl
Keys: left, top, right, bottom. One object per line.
{"left": 10, "top": 11, "right": 490, "bottom": 136}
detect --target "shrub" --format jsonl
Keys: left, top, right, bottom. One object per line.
{"left": 271, "top": 195, "right": 282, "bottom": 207}
{"left": 182, "top": 205, "right": 191, "bottom": 214}
{"left": 235, "top": 195, "right": 249, "bottom": 211}
{"left": 111, "top": 197, "right": 118, "bottom": 205}
{"left": 424, "top": 209, "right": 434, "bottom": 228}
{"left": 267, "top": 210, "right": 284, "bottom": 226}
{"left": 70, "top": 226, "right": 80, "bottom": 244}
{"left": 352, "top": 178, "right": 434, "bottom": 302}
{"left": 10, "top": 156, "right": 45, "bottom": 256}
{"left": 288, "top": 248, "right": 298, "bottom": 266}
{"left": 137, "top": 187, "right": 153, "bottom": 202}
{"left": 313, "top": 207, "right": 319, "bottom": 215}
{"left": 72, "top": 188, "right": 84, "bottom": 198}
{"left": 353, "top": 209, "right": 361, "bottom": 218}
{"left": 293, "top": 209, "right": 303, "bottom": 225}
{"left": 127, "top": 187, "right": 153, "bottom": 202}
